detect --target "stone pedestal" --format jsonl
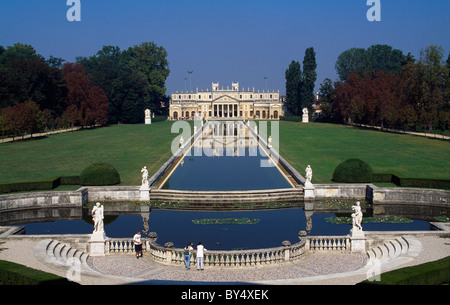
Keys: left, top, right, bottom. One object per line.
{"left": 302, "top": 114, "right": 309, "bottom": 123}
{"left": 89, "top": 231, "right": 107, "bottom": 257}
{"left": 350, "top": 230, "right": 366, "bottom": 253}
{"left": 145, "top": 117, "right": 152, "bottom": 125}
{"left": 304, "top": 182, "right": 315, "bottom": 199}
{"left": 140, "top": 185, "right": 150, "bottom": 201}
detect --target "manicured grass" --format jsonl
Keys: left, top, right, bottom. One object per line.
{"left": 274, "top": 122, "right": 450, "bottom": 183}
{"left": 0, "top": 260, "right": 78, "bottom": 285}
{"left": 0, "top": 121, "right": 449, "bottom": 186}
{"left": 358, "top": 255, "right": 450, "bottom": 285}
{"left": 0, "top": 123, "right": 175, "bottom": 185}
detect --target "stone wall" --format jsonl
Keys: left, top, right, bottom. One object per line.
{"left": 0, "top": 188, "right": 87, "bottom": 211}
{"left": 313, "top": 184, "right": 370, "bottom": 200}
{"left": 86, "top": 186, "right": 141, "bottom": 202}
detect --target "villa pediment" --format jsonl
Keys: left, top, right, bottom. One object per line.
{"left": 212, "top": 94, "right": 240, "bottom": 103}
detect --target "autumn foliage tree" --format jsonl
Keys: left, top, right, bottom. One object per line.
{"left": 0, "top": 100, "right": 51, "bottom": 139}
{"left": 62, "top": 63, "right": 109, "bottom": 127}
{"left": 323, "top": 45, "right": 449, "bottom": 132}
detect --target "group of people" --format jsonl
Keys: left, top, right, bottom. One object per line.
{"left": 183, "top": 242, "right": 207, "bottom": 271}
{"left": 132, "top": 231, "right": 207, "bottom": 270}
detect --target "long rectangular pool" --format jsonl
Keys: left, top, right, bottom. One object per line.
{"left": 161, "top": 122, "right": 293, "bottom": 191}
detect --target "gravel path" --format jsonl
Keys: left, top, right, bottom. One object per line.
{"left": 87, "top": 252, "right": 367, "bottom": 284}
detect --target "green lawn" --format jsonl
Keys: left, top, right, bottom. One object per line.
{"left": 0, "top": 123, "right": 175, "bottom": 186}
{"left": 0, "top": 121, "right": 449, "bottom": 186}
{"left": 276, "top": 122, "right": 450, "bottom": 183}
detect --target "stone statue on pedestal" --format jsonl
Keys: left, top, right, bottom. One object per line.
{"left": 302, "top": 108, "right": 309, "bottom": 123}
{"left": 350, "top": 201, "right": 365, "bottom": 252}
{"left": 89, "top": 202, "right": 106, "bottom": 256}
{"left": 92, "top": 202, "right": 104, "bottom": 234}
{"left": 145, "top": 109, "right": 152, "bottom": 125}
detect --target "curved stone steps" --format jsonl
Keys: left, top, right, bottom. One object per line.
{"left": 365, "top": 236, "right": 422, "bottom": 271}
{"left": 34, "top": 239, "right": 96, "bottom": 276}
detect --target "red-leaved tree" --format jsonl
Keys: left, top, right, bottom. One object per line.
{"left": 62, "top": 63, "right": 109, "bottom": 127}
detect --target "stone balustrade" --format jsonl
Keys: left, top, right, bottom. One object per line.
{"left": 104, "top": 235, "right": 353, "bottom": 269}
{"left": 306, "top": 236, "right": 350, "bottom": 253}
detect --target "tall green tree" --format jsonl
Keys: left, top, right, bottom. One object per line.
{"left": 285, "top": 60, "right": 302, "bottom": 116}
{"left": 301, "top": 47, "right": 317, "bottom": 112}
{"left": 78, "top": 42, "right": 170, "bottom": 124}
{"left": 318, "top": 78, "right": 336, "bottom": 122}
{"left": 123, "top": 42, "right": 170, "bottom": 114}
{"left": 417, "top": 45, "right": 448, "bottom": 131}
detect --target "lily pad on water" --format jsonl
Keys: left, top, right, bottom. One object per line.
{"left": 192, "top": 217, "right": 260, "bottom": 225}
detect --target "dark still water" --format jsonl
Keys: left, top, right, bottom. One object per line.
{"left": 16, "top": 208, "right": 432, "bottom": 250}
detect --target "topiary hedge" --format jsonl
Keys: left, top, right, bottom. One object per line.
{"left": 80, "top": 162, "right": 121, "bottom": 186}
{"left": 332, "top": 158, "right": 373, "bottom": 183}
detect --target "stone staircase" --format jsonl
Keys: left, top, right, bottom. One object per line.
{"left": 364, "top": 236, "right": 422, "bottom": 275}
{"left": 150, "top": 188, "right": 303, "bottom": 205}
{"left": 33, "top": 239, "right": 98, "bottom": 277}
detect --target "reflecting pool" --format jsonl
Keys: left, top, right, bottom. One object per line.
{"left": 161, "top": 121, "right": 293, "bottom": 191}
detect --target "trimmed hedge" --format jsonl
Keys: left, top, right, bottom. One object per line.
{"left": 358, "top": 255, "right": 450, "bottom": 285}
{"left": 372, "top": 173, "right": 450, "bottom": 189}
{"left": 0, "top": 176, "right": 81, "bottom": 194}
{"left": 80, "top": 162, "right": 120, "bottom": 186}
{"left": 280, "top": 116, "right": 303, "bottom": 122}
{"left": 0, "top": 260, "right": 79, "bottom": 285}
{"left": 332, "top": 158, "right": 374, "bottom": 183}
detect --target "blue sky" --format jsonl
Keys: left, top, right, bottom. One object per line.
{"left": 1, "top": 0, "right": 449, "bottom": 95}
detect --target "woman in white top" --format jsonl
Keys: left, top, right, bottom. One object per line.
{"left": 133, "top": 231, "right": 143, "bottom": 258}
{"left": 196, "top": 241, "right": 207, "bottom": 271}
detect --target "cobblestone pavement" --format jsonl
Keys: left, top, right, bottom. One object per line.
{"left": 87, "top": 253, "right": 367, "bottom": 284}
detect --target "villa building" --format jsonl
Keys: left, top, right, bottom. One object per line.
{"left": 169, "top": 82, "right": 284, "bottom": 120}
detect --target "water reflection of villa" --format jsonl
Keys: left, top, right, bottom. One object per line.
{"left": 169, "top": 82, "right": 284, "bottom": 120}
{"left": 194, "top": 122, "right": 259, "bottom": 157}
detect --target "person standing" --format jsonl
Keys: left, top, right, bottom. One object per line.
{"left": 133, "top": 231, "right": 143, "bottom": 259}
{"left": 196, "top": 241, "right": 207, "bottom": 271}
{"left": 183, "top": 243, "right": 194, "bottom": 270}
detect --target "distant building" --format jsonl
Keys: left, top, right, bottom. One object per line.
{"left": 169, "top": 82, "right": 284, "bottom": 120}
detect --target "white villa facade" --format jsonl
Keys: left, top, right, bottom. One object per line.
{"left": 169, "top": 82, "right": 284, "bottom": 120}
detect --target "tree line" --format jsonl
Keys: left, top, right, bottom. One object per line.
{"left": 0, "top": 42, "right": 170, "bottom": 139}
{"left": 318, "top": 44, "right": 449, "bottom": 132}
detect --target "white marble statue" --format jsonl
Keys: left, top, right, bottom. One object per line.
{"left": 141, "top": 166, "right": 149, "bottom": 187}
{"left": 351, "top": 201, "right": 363, "bottom": 232}
{"left": 268, "top": 135, "right": 272, "bottom": 148}
{"left": 302, "top": 108, "right": 309, "bottom": 123}
{"left": 145, "top": 109, "right": 152, "bottom": 124}
{"left": 194, "top": 125, "right": 197, "bottom": 134}
{"left": 92, "top": 202, "right": 104, "bottom": 233}
{"left": 305, "top": 165, "right": 313, "bottom": 184}
{"left": 179, "top": 136, "right": 184, "bottom": 147}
